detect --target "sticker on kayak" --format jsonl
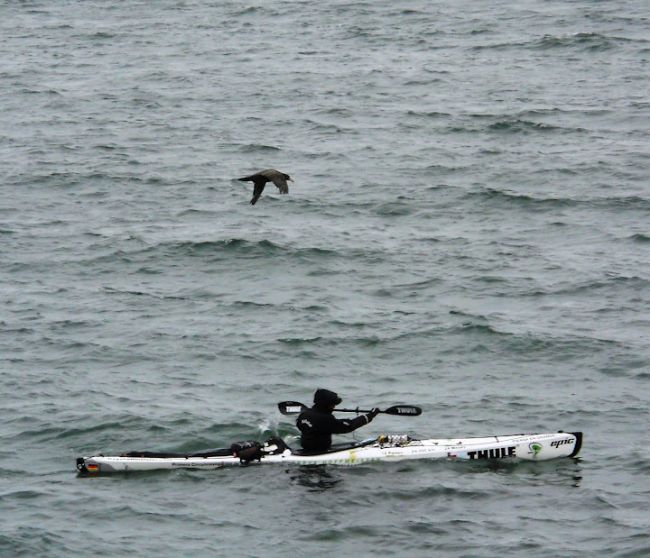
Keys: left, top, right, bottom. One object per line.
{"left": 467, "top": 447, "right": 516, "bottom": 460}
{"left": 529, "top": 443, "right": 542, "bottom": 457}
{"left": 86, "top": 463, "right": 100, "bottom": 473}
{"left": 286, "top": 406, "right": 303, "bottom": 413}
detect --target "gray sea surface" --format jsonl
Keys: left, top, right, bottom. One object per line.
{"left": 1, "top": 0, "right": 649, "bottom": 556}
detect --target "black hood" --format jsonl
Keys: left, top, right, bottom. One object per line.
{"left": 313, "top": 388, "right": 342, "bottom": 408}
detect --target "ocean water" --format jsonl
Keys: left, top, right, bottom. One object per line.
{"left": 1, "top": 0, "right": 649, "bottom": 556}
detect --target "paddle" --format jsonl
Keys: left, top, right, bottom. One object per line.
{"left": 278, "top": 401, "right": 422, "bottom": 416}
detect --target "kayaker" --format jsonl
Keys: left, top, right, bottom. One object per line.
{"left": 297, "top": 388, "right": 379, "bottom": 452}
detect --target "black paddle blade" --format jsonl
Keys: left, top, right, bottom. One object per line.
{"left": 383, "top": 405, "right": 422, "bottom": 416}
{"left": 277, "top": 401, "right": 307, "bottom": 415}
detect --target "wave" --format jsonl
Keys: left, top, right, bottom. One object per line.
{"left": 535, "top": 32, "right": 638, "bottom": 51}
{"left": 472, "top": 32, "right": 638, "bottom": 52}
{"left": 13, "top": 169, "right": 183, "bottom": 189}
{"left": 232, "top": 5, "right": 262, "bottom": 15}
{"left": 463, "top": 188, "right": 650, "bottom": 212}
{"left": 394, "top": 277, "right": 442, "bottom": 291}
{"left": 442, "top": 117, "right": 584, "bottom": 136}
{"left": 0, "top": 490, "right": 43, "bottom": 502}
{"left": 8, "top": 417, "right": 142, "bottom": 444}
{"left": 19, "top": 87, "right": 63, "bottom": 96}
{"left": 278, "top": 335, "right": 382, "bottom": 348}
{"left": 314, "top": 107, "right": 354, "bottom": 117}
{"left": 86, "top": 238, "right": 358, "bottom": 267}
{"left": 0, "top": 528, "right": 66, "bottom": 557}
{"left": 102, "top": 286, "right": 187, "bottom": 300}
{"left": 405, "top": 109, "right": 452, "bottom": 119}
{"left": 449, "top": 322, "right": 505, "bottom": 337}
{"left": 527, "top": 275, "right": 650, "bottom": 297}
{"left": 170, "top": 238, "right": 284, "bottom": 255}
{"left": 597, "top": 196, "right": 650, "bottom": 210}
{"left": 88, "top": 31, "right": 117, "bottom": 40}
{"left": 374, "top": 483, "right": 493, "bottom": 501}
{"left": 516, "top": 107, "right": 611, "bottom": 119}
{"left": 239, "top": 143, "right": 281, "bottom": 152}
{"left": 444, "top": 312, "right": 626, "bottom": 356}
{"left": 373, "top": 201, "right": 413, "bottom": 216}
{"left": 83, "top": 238, "right": 282, "bottom": 264}
{"left": 463, "top": 188, "right": 578, "bottom": 209}
{"left": 487, "top": 119, "right": 569, "bottom": 133}
{"left": 277, "top": 322, "right": 506, "bottom": 350}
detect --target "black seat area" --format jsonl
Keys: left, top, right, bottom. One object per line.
{"left": 290, "top": 438, "right": 375, "bottom": 456}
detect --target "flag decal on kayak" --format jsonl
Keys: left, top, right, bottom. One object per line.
{"left": 86, "top": 463, "right": 99, "bottom": 473}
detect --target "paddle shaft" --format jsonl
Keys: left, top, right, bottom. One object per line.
{"left": 337, "top": 407, "right": 387, "bottom": 414}
{"left": 277, "top": 401, "right": 421, "bottom": 416}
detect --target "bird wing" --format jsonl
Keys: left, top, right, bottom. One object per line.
{"left": 270, "top": 176, "right": 289, "bottom": 194}
{"left": 250, "top": 180, "right": 266, "bottom": 205}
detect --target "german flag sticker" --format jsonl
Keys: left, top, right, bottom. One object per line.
{"left": 86, "top": 463, "right": 100, "bottom": 473}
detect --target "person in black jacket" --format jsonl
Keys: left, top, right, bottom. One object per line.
{"left": 296, "top": 389, "right": 379, "bottom": 452}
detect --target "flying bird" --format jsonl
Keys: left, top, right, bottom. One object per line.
{"left": 238, "top": 169, "right": 293, "bottom": 205}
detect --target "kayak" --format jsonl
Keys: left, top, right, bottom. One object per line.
{"left": 76, "top": 431, "right": 582, "bottom": 475}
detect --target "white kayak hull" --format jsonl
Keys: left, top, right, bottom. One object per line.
{"left": 77, "top": 431, "right": 582, "bottom": 474}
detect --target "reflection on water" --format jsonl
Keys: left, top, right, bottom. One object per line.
{"left": 286, "top": 466, "right": 343, "bottom": 492}
{"left": 481, "top": 458, "right": 584, "bottom": 487}
{"left": 284, "top": 457, "right": 584, "bottom": 493}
